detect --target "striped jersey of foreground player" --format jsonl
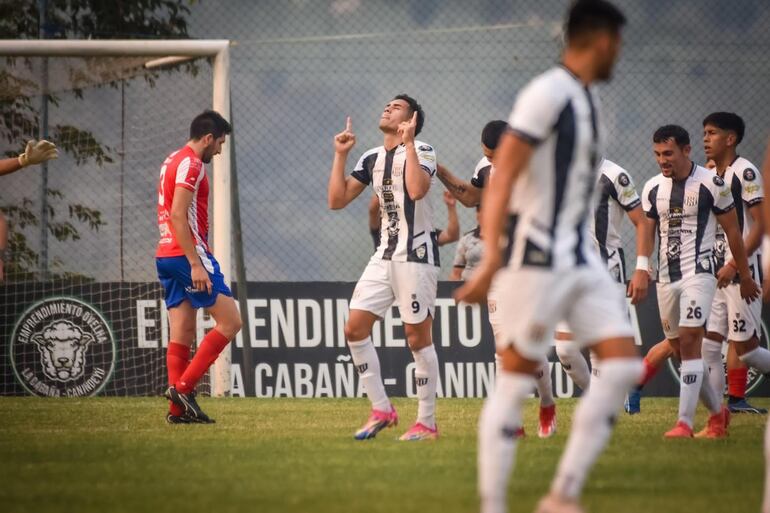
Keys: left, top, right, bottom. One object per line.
{"left": 454, "top": 1, "right": 643, "bottom": 513}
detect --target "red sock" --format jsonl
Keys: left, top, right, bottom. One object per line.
{"left": 727, "top": 367, "right": 748, "bottom": 399}
{"left": 167, "top": 342, "right": 191, "bottom": 416}
{"left": 639, "top": 357, "right": 661, "bottom": 386}
{"left": 177, "top": 329, "right": 230, "bottom": 394}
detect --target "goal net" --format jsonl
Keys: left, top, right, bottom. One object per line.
{"left": 0, "top": 41, "right": 234, "bottom": 398}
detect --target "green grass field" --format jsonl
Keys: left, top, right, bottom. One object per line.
{"left": 0, "top": 397, "right": 767, "bottom": 513}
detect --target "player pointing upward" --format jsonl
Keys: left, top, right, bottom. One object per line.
{"left": 328, "top": 95, "right": 441, "bottom": 441}
{"left": 456, "top": 2, "right": 642, "bottom": 511}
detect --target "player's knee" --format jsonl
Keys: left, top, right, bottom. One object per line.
{"left": 218, "top": 313, "right": 242, "bottom": 339}
{"left": 344, "top": 322, "right": 368, "bottom": 343}
{"left": 406, "top": 332, "right": 429, "bottom": 351}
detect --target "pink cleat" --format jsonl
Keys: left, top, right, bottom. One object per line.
{"left": 538, "top": 404, "right": 557, "bottom": 438}
{"left": 535, "top": 493, "right": 585, "bottom": 513}
{"left": 354, "top": 405, "right": 398, "bottom": 440}
{"left": 398, "top": 422, "right": 439, "bottom": 441}
{"left": 664, "top": 420, "right": 693, "bottom": 438}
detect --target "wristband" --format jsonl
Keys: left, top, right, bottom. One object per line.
{"left": 635, "top": 256, "right": 649, "bottom": 271}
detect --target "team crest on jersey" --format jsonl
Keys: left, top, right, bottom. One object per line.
{"left": 666, "top": 239, "right": 681, "bottom": 258}
{"left": 618, "top": 173, "right": 630, "bottom": 187}
{"left": 713, "top": 175, "right": 725, "bottom": 186}
{"left": 415, "top": 246, "right": 426, "bottom": 260}
{"left": 744, "top": 168, "right": 756, "bottom": 181}
{"left": 418, "top": 145, "right": 433, "bottom": 152}
{"left": 10, "top": 297, "right": 116, "bottom": 397}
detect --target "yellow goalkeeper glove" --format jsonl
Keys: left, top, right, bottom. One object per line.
{"left": 18, "top": 139, "right": 59, "bottom": 167}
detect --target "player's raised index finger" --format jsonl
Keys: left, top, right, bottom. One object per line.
{"left": 346, "top": 116, "right": 352, "bottom": 131}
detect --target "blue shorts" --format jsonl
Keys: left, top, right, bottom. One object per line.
{"left": 156, "top": 253, "right": 232, "bottom": 309}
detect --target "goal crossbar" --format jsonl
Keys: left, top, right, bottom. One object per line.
{"left": 0, "top": 39, "right": 234, "bottom": 397}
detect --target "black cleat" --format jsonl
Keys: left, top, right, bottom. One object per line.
{"left": 728, "top": 398, "right": 768, "bottom": 414}
{"left": 166, "top": 412, "right": 192, "bottom": 424}
{"left": 165, "top": 386, "right": 215, "bottom": 423}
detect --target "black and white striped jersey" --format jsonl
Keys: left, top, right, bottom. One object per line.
{"left": 641, "top": 163, "right": 735, "bottom": 283}
{"left": 713, "top": 156, "right": 763, "bottom": 277}
{"left": 351, "top": 141, "right": 439, "bottom": 266}
{"left": 591, "top": 159, "right": 641, "bottom": 262}
{"left": 470, "top": 156, "right": 492, "bottom": 189}
{"left": 503, "top": 65, "right": 604, "bottom": 272}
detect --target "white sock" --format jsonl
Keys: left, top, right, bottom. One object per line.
{"left": 555, "top": 342, "right": 590, "bottom": 391}
{"left": 589, "top": 350, "right": 600, "bottom": 390}
{"left": 551, "top": 358, "right": 643, "bottom": 500}
{"left": 699, "top": 360, "right": 722, "bottom": 415}
{"left": 764, "top": 417, "right": 770, "bottom": 513}
{"left": 740, "top": 346, "right": 770, "bottom": 374}
{"left": 348, "top": 337, "right": 390, "bottom": 412}
{"left": 534, "top": 360, "right": 555, "bottom": 407}
{"left": 478, "top": 372, "right": 534, "bottom": 513}
{"left": 412, "top": 344, "right": 439, "bottom": 429}
{"left": 678, "top": 359, "right": 704, "bottom": 428}
{"left": 701, "top": 338, "right": 725, "bottom": 399}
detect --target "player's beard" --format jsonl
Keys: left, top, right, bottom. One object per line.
{"left": 201, "top": 144, "right": 215, "bottom": 163}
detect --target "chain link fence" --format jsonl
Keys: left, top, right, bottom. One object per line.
{"left": 2, "top": 0, "right": 770, "bottom": 285}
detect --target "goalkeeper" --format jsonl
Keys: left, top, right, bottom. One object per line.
{"left": 0, "top": 140, "right": 59, "bottom": 282}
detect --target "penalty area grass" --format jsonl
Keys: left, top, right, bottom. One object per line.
{"left": 0, "top": 397, "right": 766, "bottom": 513}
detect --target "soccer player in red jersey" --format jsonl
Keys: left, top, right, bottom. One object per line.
{"left": 157, "top": 110, "right": 241, "bottom": 423}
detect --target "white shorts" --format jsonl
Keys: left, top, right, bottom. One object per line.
{"left": 494, "top": 265, "right": 634, "bottom": 360}
{"left": 349, "top": 258, "right": 438, "bottom": 324}
{"left": 706, "top": 283, "right": 762, "bottom": 342}
{"left": 656, "top": 273, "right": 717, "bottom": 339}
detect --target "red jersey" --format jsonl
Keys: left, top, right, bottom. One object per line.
{"left": 156, "top": 145, "right": 210, "bottom": 258}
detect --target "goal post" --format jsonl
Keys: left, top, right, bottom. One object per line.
{"left": 0, "top": 39, "right": 233, "bottom": 397}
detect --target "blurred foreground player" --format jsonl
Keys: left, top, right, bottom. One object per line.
{"left": 441, "top": 119, "right": 558, "bottom": 438}
{"left": 328, "top": 95, "right": 441, "bottom": 441}
{"left": 0, "top": 139, "right": 59, "bottom": 282}
{"left": 455, "top": 2, "right": 642, "bottom": 511}
{"left": 158, "top": 110, "right": 242, "bottom": 424}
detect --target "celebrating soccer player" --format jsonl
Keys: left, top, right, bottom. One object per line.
{"left": 701, "top": 112, "right": 770, "bottom": 413}
{"left": 638, "top": 124, "right": 760, "bottom": 439}
{"left": 553, "top": 157, "right": 649, "bottom": 395}
{"left": 455, "top": 2, "right": 642, "bottom": 511}
{"left": 157, "top": 110, "right": 242, "bottom": 424}
{"left": 328, "top": 95, "right": 441, "bottom": 441}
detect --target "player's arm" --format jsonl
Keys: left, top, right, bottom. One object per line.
{"left": 760, "top": 140, "right": 770, "bottom": 301}
{"left": 450, "top": 236, "right": 468, "bottom": 281}
{"left": 0, "top": 140, "right": 58, "bottom": 177}
{"left": 367, "top": 194, "right": 380, "bottom": 231}
{"left": 437, "top": 191, "right": 459, "bottom": 246}
{"left": 399, "top": 112, "right": 431, "bottom": 201}
{"left": 626, "top": 205, "right": 651, "bottom": 304}
{"left": 454, "top": 133, "right": 534, "bottom": 303}
{"left": 436, "top": 163, "right": 482, "bottom": 207}
{"left": 719, "top": 202, "right": 764, "bottom": 287}
{"left": 717, "top": 208, "right": 760, "bottom": 301}
{"left": 169, "top": 187, "right": 211, "bottom": 294}
{"left": 328, "top": 117, "right": 367, "bottom": 210}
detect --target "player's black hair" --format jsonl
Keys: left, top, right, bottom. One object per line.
{"left": 703, "top": 112, "right": 745, "bottom": 146}
{"left": 653, "top": 125, "right": 690, "bottom": 148}
{"left": 393, "top": 94, "right": 425, "bottom": 136}
{"left": 190, "top": 110, "right": 232, "bottom": 140}
{"left": 481, "top": 120, "right": 508, "bottom": 150}
{"left": 566, "top": 0, "right": 626, "bottom": 42}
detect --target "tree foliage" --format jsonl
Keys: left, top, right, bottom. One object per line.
{"left": 0, "top": 0, "right": 194, "bottom": 281}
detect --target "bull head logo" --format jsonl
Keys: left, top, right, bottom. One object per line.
{"left": 30, "top": 320, "right": 95, "bottom": 382}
